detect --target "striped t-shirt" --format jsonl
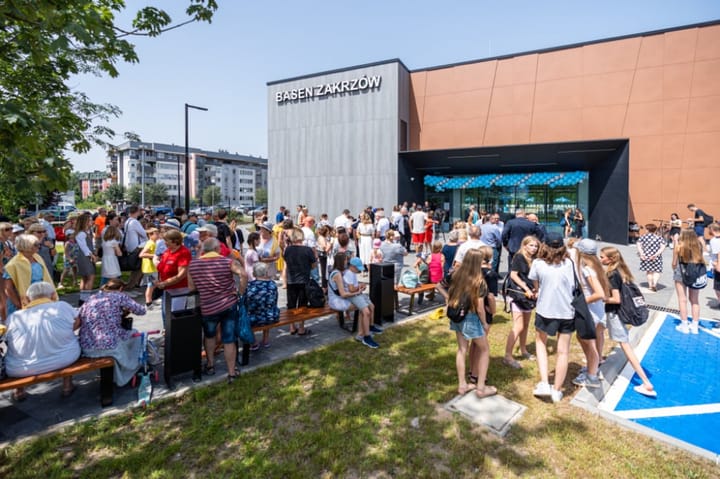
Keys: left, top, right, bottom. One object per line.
{"left": 188, "top": 255, "right": 237, "bottom": 316}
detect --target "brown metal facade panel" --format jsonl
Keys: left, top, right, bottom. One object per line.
{"left": 407, "top": 23, "right": 720, "bottom": 227}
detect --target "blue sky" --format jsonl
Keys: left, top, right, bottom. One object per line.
{"left": 68, "top": 0, "right": 720, "bottom": 172}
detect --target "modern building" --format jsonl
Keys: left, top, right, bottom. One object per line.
{"left": 77, "top": 171, "right": 110, "bottom": 199}
{"left": 108, "top": 141, "right": 267, "bottom": 208}
{"left": 268, "top": 20, "right": 720, "bottom": 244}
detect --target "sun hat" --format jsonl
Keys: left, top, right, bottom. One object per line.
{"left": 12, "top": 224, "right": 24, "bottom": 233}
{"left": 543, "top": 232, "right": 564, "bottom": 248}
{"left": 373, "top": 238, "right": 381, "bottom": 248}
{"left": 349, "top": 257, "right": 365, "bottom": 272}
{"left": 197, "top": 223, "right": 218, "bottom": 236}
{"left": 164, "top": 218, "right": 181, "bottom": 230}
{"left": 258, "top": 221, "right": 274, "bottom": 232}
{"left": 575, "top": 238, "right": 598, "bottom": 255}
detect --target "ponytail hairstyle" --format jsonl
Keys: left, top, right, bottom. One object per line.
{"left": 448, "top": 249, "right": 487, "bottom": 314}
{"left": 600, "top": 246, "right": 634, "bottom": 283}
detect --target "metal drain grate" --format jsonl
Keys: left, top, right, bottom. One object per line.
{"left": 647, "top": 304, "right": 680, "bottom": 315}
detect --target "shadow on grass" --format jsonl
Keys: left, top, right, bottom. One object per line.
{"left": 0, "top": 318, "right": 600, "bottom": 478}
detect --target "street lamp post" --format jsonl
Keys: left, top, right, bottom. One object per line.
{"left": 184, "top": 103, "right": 208, "bottom": 212}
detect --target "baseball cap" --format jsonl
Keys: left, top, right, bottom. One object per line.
{"left": 575, "top": 238, "right": 598, "bottom": 255}
{"left": 349, "top": 257, "right": 365, "bottom": 272}
{"left": 543, "top": 232, "right": 564, "bottom": 248}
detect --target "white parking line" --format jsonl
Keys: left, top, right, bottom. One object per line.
{"left": 613, "top": 403, "right": 720, "bottom": 420}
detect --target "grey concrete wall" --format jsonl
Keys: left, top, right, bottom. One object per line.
{"left": 268, "top": 61, "right": 406, "bottom": 220}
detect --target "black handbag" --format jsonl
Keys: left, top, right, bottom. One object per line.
{"left": 118, "top": 223, "right": 141, "bottom": 272}
{"left": 571, "top": 260, "right": 596, "bottom": 340}
{"left": 447, "top": 293, "right": 470, "bottom": 323}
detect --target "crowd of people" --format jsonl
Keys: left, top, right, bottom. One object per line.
{"left": 0, "top": 200, "right": 716, "bottom": 404}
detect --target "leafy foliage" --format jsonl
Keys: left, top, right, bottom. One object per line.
{"left": 202, "top": 185, "right": 221, "bottom": 206}
{"left": 0, "top": 0, "right": 217, "bottom": 215}
{"left": 103, "top": 183, "right": 126, "bottom": 204}
{"left": 255, "top": 187, "right": 268, "bottom": 205}
{"left": 127, "top": 183, "right": 168, "bottom": 206}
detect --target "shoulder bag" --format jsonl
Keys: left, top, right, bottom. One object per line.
{"left": 571, "top": 260, "right": 596, "bottom": 340}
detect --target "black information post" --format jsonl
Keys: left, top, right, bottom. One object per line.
{"left": 370, "top": 263, "right": 395, "bottom": 325}
{"left": 163, "top": 288, "right": 202, "bottom": 389}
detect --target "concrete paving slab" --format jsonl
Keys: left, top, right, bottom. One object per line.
{"left": 446, "top": 392, "right": 527, "bottom": 437}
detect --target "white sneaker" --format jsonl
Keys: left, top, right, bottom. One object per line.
{"left": 675, "top": 322, "right": 690, "bottom": 334}
{"left": 689, "top": 323, "right": 699, "bottom": 335}
{"left": 551, "top": 388, "right": 564, "bottom": 403}
{"left": 533, "top": 381, "right": 552, "bottom": 397}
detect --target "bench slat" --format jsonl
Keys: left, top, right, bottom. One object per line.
{"left": 251, "top": 306, "right": 336, "bottom": 333}
{"left": 0, "top": 357, "right": 114, "bottom": 392}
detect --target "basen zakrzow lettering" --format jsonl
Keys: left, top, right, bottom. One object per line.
{"left": 275, "top": 75, "right": 382, "bottom": 104}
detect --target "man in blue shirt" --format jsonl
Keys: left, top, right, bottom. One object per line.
{"left": 480, "top": 213, "right": 503, "bottom": 273}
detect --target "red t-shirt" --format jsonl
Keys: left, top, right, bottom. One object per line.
{"left": 157, "top": 246, "right": 192, "bottom": 289}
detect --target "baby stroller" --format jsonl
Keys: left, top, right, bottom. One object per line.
{"left": 131, "top": 330, "right": 161, "bottom": 408}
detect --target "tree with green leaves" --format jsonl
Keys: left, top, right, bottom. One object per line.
{"left": 255, "top": 188, "right": 268, "bottom": 206}
{"left": 104, "top": 183, "right": 126, "bottom": 204}
{"left": 128, "top": 183, "right": 168, "bottom": 206}
{"left": 202, "top": 186, "right": 222, "bottom": 207}
{"left": 0, "top": 1, "right": 217, "bottom": 215}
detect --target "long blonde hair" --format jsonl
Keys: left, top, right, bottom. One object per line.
{"left": 578, "top": 251, "right": 610, "bottom": 296}
{"left": 600, "top": 246, "right": 634, "bottom": 283}
{"left": 448, "top": 249, "right": 487, "bottom": 313}
{"left": 676, "top": 228, "right": 704, "bottom": 263}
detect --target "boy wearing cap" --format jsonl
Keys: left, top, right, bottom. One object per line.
{"left": 345, "top": 257, "right": 382, "bottom": 341}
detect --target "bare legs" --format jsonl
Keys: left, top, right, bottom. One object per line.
{"left": 675, "top": 282, "right": 700, "bottom": 328}
{"left": 535, "top": 330, "right": 572, "bottom": 393}
{"left": 456, "top": 332, "right": 494, "bottom": 397}
{"left": 504, "top": 310, "right": 532, "bottom": 363}
{"left": 203, "top": 335, "right": 238, "bottom": 376}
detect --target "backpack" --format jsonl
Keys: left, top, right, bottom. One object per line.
{"left": 501, "top": 273, "right": 535, "bottom": 312}
{"left": 305, "top": 278, "right": 326, "bottom": 308}
{"left": 703, "top": 212, "right": 714, "bottom": 227}
{"left": 679, "top": 262, "right": 708, "bottom": 289}
{"left": 560, "top": 217, "right": 567, "bottom": 227}
{"left": 447, "top": 293, "right": 470, "bottom": 323}
{"left": 618, "top": 281, "right": 649, "bottom": 326}
{"left": 400, "top": 269, "right": 419, "bottom": 288}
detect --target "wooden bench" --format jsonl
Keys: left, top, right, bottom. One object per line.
{"left": 394, "top": 283, "right": 440, "bottom": 316}
{"left": 240, "top": 306, "right": 358, "bottom": 365}
{"left": 0, "top": 357, "right": 115, "bottom": 407}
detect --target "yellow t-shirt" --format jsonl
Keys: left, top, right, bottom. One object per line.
{"left": 141, "top": 239, "right": 157, "bottom": 274}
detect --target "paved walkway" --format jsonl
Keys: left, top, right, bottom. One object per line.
{"left": 1, "top": 240, "right": 717, "bottom": 445}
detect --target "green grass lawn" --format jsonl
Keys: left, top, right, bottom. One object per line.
{"left": 1, "top": 313, "right": 716, "bottom": 478}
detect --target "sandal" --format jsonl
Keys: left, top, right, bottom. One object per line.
{"left": 227, "top": 373, "right": 240, "bottom": 384}
{"left": 297, "top": 328, "right": 313, "bottom": 336}
{"left": 502, "top": 358, "right": 522, "bottom": 369}
{"left": 289, "top": 329, "right": 298, "bottom": 335}
{"left": 467, "top": 374, "right": 478, "bottom": 385}
{"left": 475, "top": 385, "right": 498, "bottom": 399}
{"left": 262, "top": 341, "right": 271, "bottom": 349}
{"left": 250, "top": 343, "right": 260, "bottom": 351}
{"left": 458, "top": 384, "right": 475, "bottom": 395}
{"left": 521, "top": 352, "right": 536, "bottom": 360}
{"left": 203, "top": 364, "right": 216, "bottom": 376}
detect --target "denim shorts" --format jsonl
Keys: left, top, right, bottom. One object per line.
{"left": 449, "top": 311, "right": 485, "bottom": 340}
{"left": 348, "top": 293, "right": 372, "bottom": 310}
{"left": 202, "top": 305, "right": 238, "bottom": 344}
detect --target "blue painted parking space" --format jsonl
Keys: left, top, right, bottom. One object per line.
{"left": 602, "top": 314, "right": 720, "bottom": 456}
